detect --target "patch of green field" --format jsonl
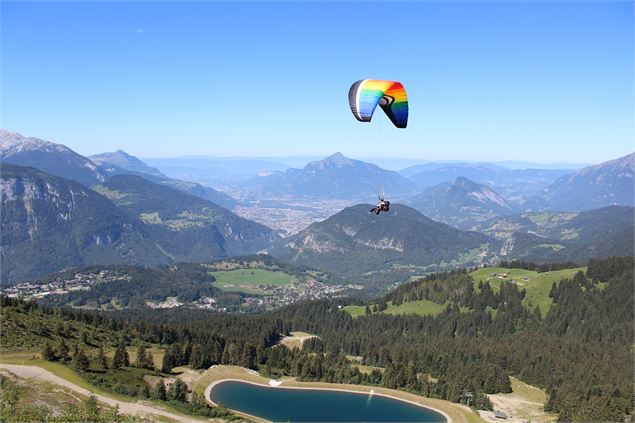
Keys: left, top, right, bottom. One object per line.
{"left": 345, "top": 300, "right": 447, "bottom": 318}
{"left": 92, "top": 186, "right": 128, "bottom": 200}
{"left": 384, "top": 299, "right": 447, "bottom": 317}
{"left": 437, "top": 244, "right": 491, "bottom": 269}
{"left": 343, "top": 305, "right": 368, "bottom": 317}
{"left": 471, "top": 266, "right": 586, "bottom": 316}
{"left": 211, "top": 268, "right": 293, "bottom": 294}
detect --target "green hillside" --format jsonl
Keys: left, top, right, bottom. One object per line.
{"left": 357, "top": 264, "right": 588, "bottom": 319}
{"left": 98, "top": 174, "right": 278, "bottom": 260}
{"left": 470, "top": 266, "right": 586, "bottom": 315}
{"left": 346, "top": 299, "right": 447, "bottom": 318}
{"left": 275, "top": 203, "right": 494, "bottom": 286}
{"left": 0, "top": 297, "right": 235, "bottom": 420}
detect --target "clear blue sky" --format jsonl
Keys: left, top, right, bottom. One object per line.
{"left": 2, "top": 1, "right": 633, "bottom": 163}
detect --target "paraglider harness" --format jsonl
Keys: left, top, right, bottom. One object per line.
{"left": 370, "top": 197, "right": 390, "bottom": 215}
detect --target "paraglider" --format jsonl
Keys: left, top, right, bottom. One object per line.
{"left": 348, "top": 79, "right": 408, "bottom": 128}
{"left": 370, "top": 197, "right": 390, "bottom": 215}
{"left": 348, "top": 79, "right": 408, "bottom": 214}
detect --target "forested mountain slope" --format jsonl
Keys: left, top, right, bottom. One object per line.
{"left": 6, "top": 257, "right": 630, "bottom": 422}
{"left": 0, "top": 164, "right": 170, "bottom": 283}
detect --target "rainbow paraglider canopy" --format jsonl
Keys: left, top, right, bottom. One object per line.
{"left": 348, "top": 79, "right": 408, "bottom": 128}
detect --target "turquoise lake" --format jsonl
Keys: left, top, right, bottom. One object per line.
{"left": 208, "top": 380, "right": 447, "bottom": 422}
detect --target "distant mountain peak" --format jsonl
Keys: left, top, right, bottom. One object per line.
{"left": 0, "top": 129, "right": 106, "bottom": 185}
{"left": 307, "top": 152, "right": 354, "bottom": 169}
{"left": 449, "top": 177, "right": 511, "bottom": 208}
{"left": 246, "top": 152, "right": 417, "bottom": 199}
{"left": 90, "top": 149, "right": 167, "bottom": 179}
{"left": 407, "top": 176, "right": 515, "bottom": 229}
{"left": 0, "top": 129, "right": 67, "bottom": 154}
{"left": 453, "top": 176, "right": 478, "bottom": 188}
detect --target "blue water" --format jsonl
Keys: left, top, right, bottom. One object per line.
{"left": 209, "top": 380, "right": 447, "bottom": 422}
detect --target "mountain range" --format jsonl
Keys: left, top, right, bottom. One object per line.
{"left": 0, "top": 130, "right": 238, "bottom": 209}
{"left": 401, "top": 153, "right": 634, "bottom": 227}
{"left": 538, "top": 153, "right": 635, "bottom": 211}
{"left": 1, "top": 128, "right": 633, "bottom": 286}
{"left": 89, "top": 149, "right": 238, "bottom": 209}
{"left": 243, "top": 152, "right": 419, "bottom": 200}
{"left": 0, "top": 130, "right": 107, "bottom": 186}
{"left": 0, "top": 164, "right": 277, "bottom": 284}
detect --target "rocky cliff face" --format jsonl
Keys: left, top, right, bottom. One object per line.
{"left": 1, "top": 164, "right": 169, "bottom": 284}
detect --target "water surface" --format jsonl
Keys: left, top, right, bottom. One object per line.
{"left": 209, "top": 380, "right": 447, "bottom": 422}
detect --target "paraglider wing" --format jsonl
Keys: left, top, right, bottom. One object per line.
{"left": 348, "top": 79, "right": 408, "bottom": 128}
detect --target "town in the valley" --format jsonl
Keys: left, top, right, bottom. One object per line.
{"left": 1, "top": 269, "right": 364, "bottom": 312}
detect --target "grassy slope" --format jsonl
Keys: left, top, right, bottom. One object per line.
{"left": 470, "top": 266, "right": 586, "bottom": 315}
{"left": 345, "top": 299, "right": 447, "bottom": 318}
{"left": 345, "top": 266, "right": 585, "bottom": 319}
{"left": 210, "top": 268, "right": 293, "bottom": 294}
{"left": 0, "top": 367, "right": 137, "bottom": 420}
{"left": 384, "top": 300, "right": 447, "bottom": 316}
{"left": 0, "top": 306, "right": 201, "bottom": 420}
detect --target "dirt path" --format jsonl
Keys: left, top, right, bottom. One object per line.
{"left": 0, "top": 364, "right": 209, "bottom": 423}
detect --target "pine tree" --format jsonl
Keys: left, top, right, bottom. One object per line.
{"left": 168, "top": 344, "right": 183, "bottom": 366}
{"left": 168, "top": 379, "right": 188, "bottom": 402}
{"left": 189, "top": 344, "right": 204, "bottom": 370}
{"left": 42, "top": 342, "right": 56, "bottom": 361}
{"left": 141, "top": 384, "right": 151, "bottom": 398}
{"left": 97, "top": 346, "right": 109, "bottom": 370}
{"left": 58, "top": 339, "right": 70, "bottom": 362}
{"left": 155, "top": 380, "right": 167, "bottom": 401}
{"left": 72, "top": 347, "right": 90, "bottom": 372}
{"left": 161, "top": 350, "right": 173, "bottom": 373}
{"left": 112, "top": 344, "right": 129, "bottom": 370}
{"left": 145, "top": 349, "right": 155, "bottom": 370}
{"left": 182, "top": 342, "right": 192, "bottom": 365}
{"left": 135, "top": 345, "right": 148, "bottom": 368}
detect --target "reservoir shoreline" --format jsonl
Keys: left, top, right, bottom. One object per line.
{"left": 206, "top": 378, "right": 452, "bottom": 423}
